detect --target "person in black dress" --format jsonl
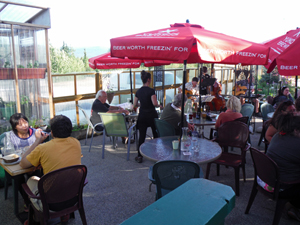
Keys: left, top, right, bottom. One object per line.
{"left": 133, "top": 71, "right": 161, "bottom": 163}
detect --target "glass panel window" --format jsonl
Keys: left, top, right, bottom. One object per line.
{"left": 120, "top": 72, "right": 131, "bottom": 90}
{"left": 76, "top": 74, "right": 95, "bottom": 95}
{"left": 176, "top": 70, "right": 183, "bottom": 84}
{"left": 165, "top": 89, "right": 175, "bottom": 105}
{"left": 53, "top": 76, "right": 75, "bottom": 97}
{"left": 135, "top": 72, "right": 142, "bottom": 89}
{"left": 164, "top": 71, "right": 175, "bottom": 86}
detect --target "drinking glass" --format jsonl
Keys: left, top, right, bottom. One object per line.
{"left": 191, "top": 132, "right": 198, "bottom": 150}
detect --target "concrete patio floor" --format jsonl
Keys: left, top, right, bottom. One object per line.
{"left": 0, "top": 117, "right": 299, "bottom": 225}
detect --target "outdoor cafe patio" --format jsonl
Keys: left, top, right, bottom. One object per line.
{"left": 0, "top": 123, "right": 299, "bottom": 225}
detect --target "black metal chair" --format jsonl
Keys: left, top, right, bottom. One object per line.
{"left": 245, "top": 147, "right": 300, "bottom": 225}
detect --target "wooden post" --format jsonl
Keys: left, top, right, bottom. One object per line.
{"left": 45, "top": 29, "right": 54, "bottom": 118}
{"left": 11, "top": 24, "right": 21, "bottom": 113}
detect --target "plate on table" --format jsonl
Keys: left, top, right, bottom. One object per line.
{"left": 209, "top": 113, "right": 218, "bottom": 118}
{"left": 2, "top": 156, "right": 22, "bottom": 165}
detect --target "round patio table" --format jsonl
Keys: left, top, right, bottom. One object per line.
{"left": 188, "top": 117, "right": 217, "bottom": 126}
{"left": 140, "top": 136, "right": 222, "bottom": 164}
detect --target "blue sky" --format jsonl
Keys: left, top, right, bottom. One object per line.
{"left": 16, "top": 0, "right": 299, "bottom": 51}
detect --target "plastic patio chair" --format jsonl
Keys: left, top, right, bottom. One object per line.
{"left": 22, "top": 165, "right": 88, "bottom": 225}
{"left": 258, "top": 103, "right": 274, "bottom": 147}
{"left": 205, "top": 120, "right": 250, "bottom": 196}
{"left": 154, "top": 118, "right": 176, "bottom": 137}
{"left": 99, "top": 113, "right": 136, "bottom": 161}
{"left": 148, "top": 119, "right": 176, "bottom": 191}
{"left": 77, "top": 105, "right": 103, "bottom": 152}
{"left": 245, "top": 148, "right": 300, "bottom": 225}
{"left": 152, "top": 160, "right": 200, "bottom": 200}
{"left": 209, "top": 116, "right": 249, "bottom": 140}
{"left": 240, "top": 103, "right": 254, "bottom": 143}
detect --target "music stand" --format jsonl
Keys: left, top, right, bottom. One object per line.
{"left": 201, "top": 78, "right": 216, "bottom": 87}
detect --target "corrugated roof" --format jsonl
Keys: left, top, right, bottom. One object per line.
{"left": 0, "top": 1, "right": 50, "bottom": 27}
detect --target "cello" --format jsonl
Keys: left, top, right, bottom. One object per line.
{"left": 206, "top": 81, "right": 226, "bottom": 112}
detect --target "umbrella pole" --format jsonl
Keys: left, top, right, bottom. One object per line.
{"left": 295, "top": 76, "right": 298, "bottom": 99}
{"left": 234, "top": 65, "right": 237, "bottom": 96}
{"left": 130, "top": 69, "right": 133, "bottom": 103}
{"left": 255, "top": 66, "right": 258, "bottom": 94}
{"left": 198, "top": 63, "right": 203, "bottom": 117}
{"left": 180, "top": 60, "right": 187, "bottom": 138}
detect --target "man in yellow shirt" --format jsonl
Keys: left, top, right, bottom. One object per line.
{"left": 20, "top": 115, "right": 81, "bottom": 216}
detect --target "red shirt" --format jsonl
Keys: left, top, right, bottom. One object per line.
{"left": 215, "top": 109, "right": 242, "bottom": 129}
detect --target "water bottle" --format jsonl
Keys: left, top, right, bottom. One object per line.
{"left": 2, "top": 132, "right": 15, "bottom": 156}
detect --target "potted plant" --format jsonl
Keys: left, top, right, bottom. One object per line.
{"left": 0, "top": 60, "right": 46, "bottom": 80}
{"left": 106, "top": 83, "right": 115, "bottom": 104}
{"left": 0, "top": 97, "right": 16, "bottom": 119}
{"left": 70, "top": 124, "right": 90, "bottom": 140}
{"left": 20, "top": 95, "right": 32, "bottom": 117}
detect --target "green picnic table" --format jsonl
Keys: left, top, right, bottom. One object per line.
{"left": 121, "top": 178, "right": 235, "bottom": 225}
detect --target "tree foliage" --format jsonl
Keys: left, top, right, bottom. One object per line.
{"left": 257, "top": 66, "right": 295, "bottom": 97}
{"left": 50, "top": 43, "right": 93, "bottom": 74}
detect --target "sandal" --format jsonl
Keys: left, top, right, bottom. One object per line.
{"left": 135, "top": 156, "right": 143, "bottom": 163}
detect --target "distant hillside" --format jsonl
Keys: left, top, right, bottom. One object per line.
{"left": 74, "top": 46, "right": 109, "bottom": 58}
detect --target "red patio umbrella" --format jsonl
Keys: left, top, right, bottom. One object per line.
{"left": 89, "top": 53, "right": 173, "bottom": 102}
{"left": 111, "top": 23, "right": 269, "bottom": 65}
{"left": 263, "top": 28, "right": 300, "bottom": 74}
{"left": 263, "top": 28, "right": 300, "bottom": 98}
{"left": 89, "top": 53, "right": 142, "bottom": 69}
{"left": 89, "top": 52, "right": 173, "bottom": 69}
{"left": 110, "top": 22, "right": 270, "bottom": 136}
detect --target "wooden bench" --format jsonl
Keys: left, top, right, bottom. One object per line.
{"left": 121, "top": 178, "right": 235, "bottom": 225}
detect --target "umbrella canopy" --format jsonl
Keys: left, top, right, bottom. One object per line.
{"left": 88, "top": 52, "right": 173, "bottom": 103}
{"left": 263, "top": 28, "right": 300, "bottom": 75}
{"left": 111, "top": 23, "right": 269, "bottom": 65}
{"left": 110, "top": 22, "right": 270, "bottom": 138}
{"left": 89, "top": 52, "right": 173, "bottom": 70}
{"left": 276, "top": 38, "right": 300, "bottom": 76}
{"left": 89, "top": 53, "right": 142, "bottom": 69}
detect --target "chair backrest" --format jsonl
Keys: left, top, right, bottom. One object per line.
{"left": 234, "top": 116, "right": 249, "bottom": 124}
{"left": 77, "top": 105, "right": 94, "bottom": 128}
{"left": 154, "top": 118, "right": 176, "bottom": 137}
{"left": 38, "top": 165, "right": 87, "bottom": 214}
{"left": 250, "top": 147, "right": 280, "bottom": 198}
{"left": 153, "top": 160, "right": 200, "bottom": 199}
{"left": 260, "top": 103, "right": 275, "bottom": 121}
{"left": 99, "top": 113, "right": 128, "bottom": 137}
{"left": 216, "top": 120, "right": 249, "bottom": 149}
{"left": 240, "top": 103, "right": 254, "bottom": 125}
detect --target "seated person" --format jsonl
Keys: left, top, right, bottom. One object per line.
{"left": 20, "top": 115, "right": 82, "bottom": 221}
{"left": 295, "top": 97, "right": 300, "bottom": 115}
{"left": 8, "top": 113, "right": 37, "bottom": 150}
{"left": 266, "top": 113, "right": 300, "bottom": 221}
{"left": 90, "top": 90, "right": 129, "bottom": 131}
{"left": 160, "top": 93, "right": 194, "bottom": 135}
{"left": 272, "top": 86, "right": 294, "bottom": 109}
{"left": 265, "top": 101, "right": 295, "bottom": 143}
{"left": 178, "top": 77, "right": 199, "bottom": 109}
{"left": 215, "top": 96, "right": 242, "bottom": 129}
